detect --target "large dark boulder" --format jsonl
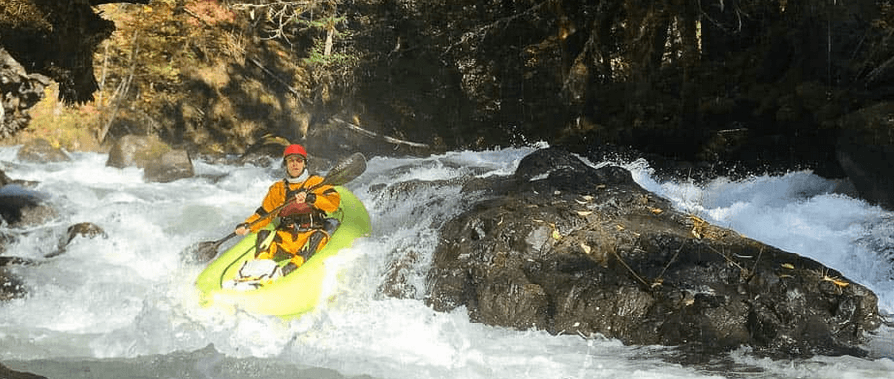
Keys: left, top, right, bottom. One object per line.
{"left": 0, "top": 184, "right": 55, "bottom": 227}
{"left": 426, "top": 148, "right": 880, "bottom": 358}
{"left": 836, "top": 102, "right": 894, "bottom": 210}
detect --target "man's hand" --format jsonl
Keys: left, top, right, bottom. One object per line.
{"left": 235, "top": 223, "right": 250, "bottom": 236}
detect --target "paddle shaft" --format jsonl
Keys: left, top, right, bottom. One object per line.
{"left": 207, "top": 180, "right": 335, "bottom": 249}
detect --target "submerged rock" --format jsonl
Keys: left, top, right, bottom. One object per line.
{"left": 0, "top": 362, "right": 45, "bottom": 379}
{"left": 47, "top": 222, "right": 107, "bottom": 258}
{"left": 0, "top": 267, "right": 25, "bottom": 301}
{"left": 426, "top": 148, "right": 880, "bottom": 358}
{"left": 0, "top": 183, "right": 55, "bottom": 227}
{"left": 0, "top": 221, "right": 108, "bottom": 300}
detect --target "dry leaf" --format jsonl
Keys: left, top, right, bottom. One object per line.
{"left": 580, "top": 243, "right": 591, "bottom": 254}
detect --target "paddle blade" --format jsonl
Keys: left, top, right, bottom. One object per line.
{"left": 185, "top": 236, "right": 230, "bottom": 263}
{"left": 321, "top": 152, "right": 367, "bottom": 187}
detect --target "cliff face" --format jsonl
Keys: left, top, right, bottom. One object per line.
{"left": 0, "top": 0, "right": 151, "bottom": 104}
{"left": 3, "top": 1, "right": 894, "bottom": 207}
{"left": 0, "top": 0, "right": 148, "bottom": 137}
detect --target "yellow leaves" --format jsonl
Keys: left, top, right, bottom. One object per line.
{"left": 650, "top": 207, "right": 663, "bottom": 214}
{"left": 551, "top": 227, "right": 562, "bottom": 240}
{"left": 579, "top": 242, "right": 591, "bottom": 254}
{"left": 817, "top": 268, "right": 850, "bottom": 290}
{"left": 576, "top": 195, "right": 594, "bottom": 205}
{"left": 778, "top": 265, "right": 851, "bottom": 292}
{"left": 688, "top": 215, "right": 706, "bottom": 239}
{"left": 533, "top": 219, "right": 562, "bottom": 240}
{"left": 777, "top": 264, "right": 796, "bottom": 279}
{"left": 829, "top": 278, "right": 850, "bottom": 288}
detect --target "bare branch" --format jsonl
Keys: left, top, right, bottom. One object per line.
{"left": 442, "top": 1, "right": 549, "bottom": 57}
{"left": 332, "top": 117, "right": 430, "bottom": 149}
{"left": 229, "top": 1, "right": 323, "bottom": 45}
{"left": 89, "top": 0, "right": 150, "bottom": 5}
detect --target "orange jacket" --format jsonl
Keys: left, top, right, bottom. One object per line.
{"left": 243, "top": 175, "right": 341, "bottom": 232}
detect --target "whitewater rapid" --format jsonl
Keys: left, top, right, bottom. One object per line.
{"left": 0, "top": 145, "right": 891, "bottom": 379}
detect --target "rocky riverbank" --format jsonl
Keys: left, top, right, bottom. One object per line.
{"left": 0, "top": 141, "right": 884, "bottom": 370}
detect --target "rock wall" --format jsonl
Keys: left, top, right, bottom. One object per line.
{"left": 0, "top": 48, "right": 49, "bottom": 138}
{"left": 0, "top": 0, "right": 149, "bottom": 104}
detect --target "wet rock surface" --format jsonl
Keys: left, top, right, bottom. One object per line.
{"left": 106, "top": 134, "right": 195, "bottom": 182}
{"left": 426, "top": 148, "right": 880, "bottom": 358}
{"left": 143, "top": 148, "right": 195, "bottom": 183}
{"left": 835, "top": 102, "right": 894, "bottom": 210}
{"left": 0, "top": 164, "right": 107, "bottom": 301}
{"left": 0, "top": 362, "right": 45, "bottom": 379}
{"left": 0, "top": 184, "right": 54, "bottom": 227}
{"left": 15, "top": 138, "right": 70, "bottom": 163}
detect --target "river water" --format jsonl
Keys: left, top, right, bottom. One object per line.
{"left": 0, "top": 144, "right": 891, "bottom": 379}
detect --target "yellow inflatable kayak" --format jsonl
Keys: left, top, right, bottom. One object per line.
{"left": 195, "top": 186, "right": 370, "bottom": 318}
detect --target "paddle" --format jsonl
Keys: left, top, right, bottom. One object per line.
{"left": 187, "top": 152, "right": 367, "bottom": 262}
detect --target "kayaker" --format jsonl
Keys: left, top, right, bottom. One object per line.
{"left": 234, "top": 144, "right": 341, "bottom": 276}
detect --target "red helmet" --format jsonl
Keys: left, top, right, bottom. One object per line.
{"left": 282, "top": 144, "right": 307, "bottom": 159}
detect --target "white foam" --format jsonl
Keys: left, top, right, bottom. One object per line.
{"left": 1, "top": 146, "right": 892, "bottom": 378}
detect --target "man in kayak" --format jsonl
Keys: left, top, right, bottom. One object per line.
{"left": 234, "top": 144, "right": 341, "bottom": 276}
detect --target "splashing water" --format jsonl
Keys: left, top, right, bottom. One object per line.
{"left": 0, "top": 145, "right": 891, "bottom": 378}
